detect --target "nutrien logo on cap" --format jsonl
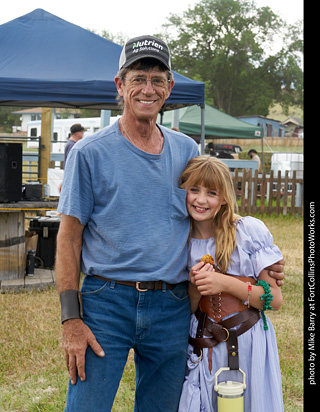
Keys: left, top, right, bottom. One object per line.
{"left": 133, "top": 39, "right": 164, "bottom": 51}
{"left": 119, "top": 36, "right": 171, "bottom": 70}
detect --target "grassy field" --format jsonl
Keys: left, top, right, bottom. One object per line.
{"left": 0, "top": 215, "right": 303, "bottom": 411}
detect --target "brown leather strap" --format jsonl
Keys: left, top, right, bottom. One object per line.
{"left": 194, "top": 310, "right": 207, "bottom": 356}
{"left": 227, "top": 329, "right": 239, "bottom": 370}
{"left": 190, "top": 307, "right": 260, "bottom": 349}
{"left": 92, "top": 275, "right": 178, "bottom": 291}
{"left": 221, "top": 308, "right": 257, "bottom": 329}
{"left": 190, "top": 309, "right": 260, "bottom": 372}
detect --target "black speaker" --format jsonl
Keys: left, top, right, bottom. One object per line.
{"left": 22, "top": 182, "right": 42, "bottom": 200}
{"left": 0, "top": 143, "right": 22, "bottom": 202}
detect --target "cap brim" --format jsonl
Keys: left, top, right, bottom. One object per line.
{"left": 121, "top": 54, "right": 171, "bottom": 71}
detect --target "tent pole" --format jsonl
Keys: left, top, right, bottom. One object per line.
{"left": 171, "top": 108, "right": 179, "bottom": 130}
{"left": 39, "top": 108, "right": 54, "bottom": 195}
{"left": 100, "top": 110, "right": 111, "bottom": 128}
{"left": 200, "top": 104, "right": 205, "bottom": 155}
{"left": 159, "top": 109, "right": 164, "bottom": 125}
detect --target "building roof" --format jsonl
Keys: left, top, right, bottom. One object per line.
{"left": 12, "top": 107, "right": 43, "bottom": 114}
{"left": 281, "top": 117, "right": 303, "bottom": 127}
{"left": 12, "top": 107, "right": 81, "bottom": 115}
{"left": 236, "top": 115, "right": 284, "bottom": 124}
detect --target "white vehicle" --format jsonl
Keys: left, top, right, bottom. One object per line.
{"left": 27, "top": 116, "right": 120, "bottom": 154}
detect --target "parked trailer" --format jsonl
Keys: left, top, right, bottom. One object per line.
{"left": 27, "top": 117, "right": 120, "bottom": 154}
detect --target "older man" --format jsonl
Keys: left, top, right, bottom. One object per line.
{"left": 56, "top": 35, "right": 284, "bottom": 412}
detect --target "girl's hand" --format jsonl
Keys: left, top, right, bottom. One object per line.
{"left": 190, "top": 262, "right": 214, "bottom": 283}
{"left": 189, "top": 261, "right": 204, "bottom": 285}
{"left": 193, "top": 266, "right": 225, "bottom": 295}
{"left": 188, "top": 262, "right": 214, "bottom": 312}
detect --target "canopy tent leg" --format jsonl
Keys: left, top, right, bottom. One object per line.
{"left": 171, "top": 109, "right": 179, "bottom": 130}
{"left": 100, "top": 110, "right": 111, "bottom": 129}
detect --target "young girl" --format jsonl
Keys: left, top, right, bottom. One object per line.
{"left": 178, "top": 156, "right": 284, "bottom": 412}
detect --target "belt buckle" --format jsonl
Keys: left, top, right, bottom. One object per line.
{"left": 221, "top": 327, "right": 230, "bottom": 342}
{"left": 136, "top": 282, "right": 148, "bottom": 292}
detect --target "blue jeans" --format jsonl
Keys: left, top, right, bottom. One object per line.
{"left": 64, "top": 277, "right": 191, "bottom": 412}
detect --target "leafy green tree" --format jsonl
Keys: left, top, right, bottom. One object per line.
{"left": 0, "top": 106, "right": 24, "bottom": 132}
{"left": 160, "top": 0, "right": 303, "bottom": 116}
{"left": 89, "top": 29, "right": 128, "bottom": 46}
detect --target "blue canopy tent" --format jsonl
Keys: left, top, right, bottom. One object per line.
{"left": 0, "top": 9, "right": 205, "bottom": 112}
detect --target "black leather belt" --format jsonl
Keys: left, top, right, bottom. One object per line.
{"left": 92, "top": 275, "right": 178, "bottom": 291}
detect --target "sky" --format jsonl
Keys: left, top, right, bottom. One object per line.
{"left": 0, "top": 0, "right": 303, "bottom": 39}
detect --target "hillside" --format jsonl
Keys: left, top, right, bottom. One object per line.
{"left": 267, "top": 103, "right": 303, "bottom": 123}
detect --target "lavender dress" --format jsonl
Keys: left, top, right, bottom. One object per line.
{"left": 178, "top": 216, "right": 284, "bottom": 412}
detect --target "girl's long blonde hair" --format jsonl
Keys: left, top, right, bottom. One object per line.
{"left": 180, "top": 155, "right": 240, "bottom": 273}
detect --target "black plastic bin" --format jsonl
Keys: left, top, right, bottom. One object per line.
{"left": 29, "top": 217, "right": 61, "bottom": 268}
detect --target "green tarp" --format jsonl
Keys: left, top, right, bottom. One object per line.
{"left": 160, "top": 104, "right": 263, "bottom": 139}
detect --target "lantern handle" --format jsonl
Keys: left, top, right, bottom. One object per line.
{"left": 214, "top": 367, "right": 246, "bottom": 392}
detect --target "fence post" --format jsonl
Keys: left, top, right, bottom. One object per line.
{"left": 291, "top": 171, "right": 297, "bottom": 215}
{"left": 260, "top": 170, "right": 267, "bottom": 214}
{"left": 252, "top": 169, "right": 258, "bottom": 215}
{"left": 233, "top": 169, "right": 239, "bottom": 201}
{"left": 296, "top": 177, "right": 303, "bottom": 209}
{"left": 247, "top": 169, "right": 253, "bottom": 215}
{"left": 276, "top": 170, "right": 282, "bottom": 216}
{"left": 283, "top": 170, "right": 289, "bottom": 216}
{"left": 268, "top": 170, "right": 274, "bottom": 215}
{"left": 241, "top": 169, "right": 247, "bottom": 215}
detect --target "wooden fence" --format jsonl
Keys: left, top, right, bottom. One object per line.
{"left": 232, "top": 169, "right": 303, "bottom": 216}
{"left": 213, "top": 136, "right": 304, "bottom": 148}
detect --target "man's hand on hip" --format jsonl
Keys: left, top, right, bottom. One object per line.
{"left": 62, "top": 319, "right": 105, "bottom": 385}
{"left": 266, "top": 258, "right": 286, "bottom": 287}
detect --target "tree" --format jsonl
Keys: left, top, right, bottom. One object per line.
{"left": 0, "top": 106, "right": 24, "bottom": 133}
{"left": 160, "top": 0, "right": 303, "bottom": 116}
{"left": 88, "top": 29, "right": 128, "bottom": 46}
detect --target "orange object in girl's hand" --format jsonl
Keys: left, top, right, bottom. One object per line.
{"left": 200, "top": 254, "right": 215, "bottom": 265}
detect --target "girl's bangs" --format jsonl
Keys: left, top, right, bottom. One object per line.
{"left": 187, "top": 162, "right": 222, "bottom": 192}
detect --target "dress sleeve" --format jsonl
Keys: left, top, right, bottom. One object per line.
{"left": 236, "top": 216, "right": 283, "bottom": 279}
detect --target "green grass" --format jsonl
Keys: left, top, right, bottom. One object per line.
{"left": 262, "top": 215, "right": 304, "bottom": 411}
{"left": 0, "top": 215, "right": 303, "bottom": 411}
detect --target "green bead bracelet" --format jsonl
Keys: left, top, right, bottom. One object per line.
{"left": 256, "top": 280, "right": 274, "bottom": 330}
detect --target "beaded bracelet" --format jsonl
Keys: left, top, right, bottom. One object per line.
{"left": 243, "top": 282, "right": 253, "bottom": 308}
{"left": 256, "top": 280, "right": 273, "bottom": 330}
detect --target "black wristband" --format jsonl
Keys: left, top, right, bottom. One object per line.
{"left": 60, "top": 290, "right": 83, "bottom": 324}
